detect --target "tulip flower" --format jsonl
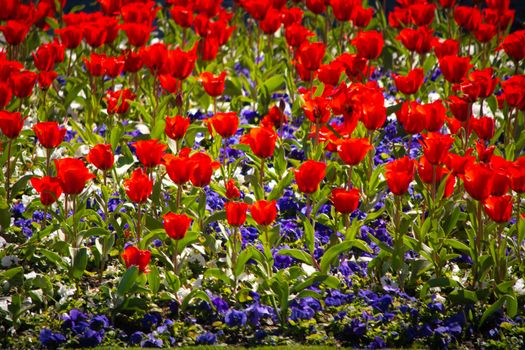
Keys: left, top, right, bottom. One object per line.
{"left": 393, "top": 68, "right": 424, "bottom": 95}
{"left": 124, "top": 168, "right": 153, "bottom": 204}
{"left": 438, "top": 55, "right": 472, "bottom": 84}
{"left": 483, "top": 195, "right": 513, "bottom": 223}
{"left": 295, "top": 42, "right": 326, "bottom": 72}
{"left": 133, "top": 139, "right": 167, "bottom": 168}
{"left": 206, "top": 112, "right": 239, "bottom": 139}
{"left": 54, "top": 158, "right": 95, "bottom": 195}
{"left": 163, "top": 212, "right": 192, "bottom": 240}
{"left": 352, "top": 31, "right": 384, "bottom": 60}
{"left": 225, "top": 179, "right": 241, "bottom": 200}
{"left": 121, "top": 246, "right": 151, "bottom": 273}
{"left": 87, "top": 144, "right": 114, "bottom": 172}
{"left": 337, "top": 138, "right": 373, "bottom": 166}
{"left": 251, "top": 200, "right": 277, "bottom": 226}
{"left": 385, "top": 157, "right": 416, "bottom": 196}
{"left": 330, "top": 188, "right": 360, "bottom": 214}
{"left": 31, "top": 176, "right": 63, "bottom": 206}
{"left": 200, "top": 71, "right": 226, "bottom": 99}
{"left": 189, "top": 152, "right": 220, "bottom": 187}
{"left": 165, "top": 115, "right": 190, "bottom": 142}
{"left": 295, "top": 160, "right": 326, "bottom": 195}
{"left": 225, "top": 201, "right": 249, "bottom": 227}
{"left": 33, "top": 122, "right": 66, "bottom": 149}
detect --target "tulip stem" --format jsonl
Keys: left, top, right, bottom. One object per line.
{"left": 5, "top": 140, "right": 12, "bottom": 203}
{"left": 305, "top": 195, "right": 312, "bottom": 219}
{"left": 176, "top": 185, "right": 183, "bottom": 213}
{"left": 173, "top": 239, "right": 179, "bottom": 274}
{"left": 137, "top": 203, "right": 142, "bottom": 245}
{"left": 72, "top": 195, "right": 78, "bottom": 248}
{"left": 263, "top": 225, "right": 271, "bottom": 259}
{"left": 259, "top": 158, "right": 265, "bottom": 191}
{"left": 347, "top": 166, "right": 353, "bottom": 190}
{"left": 431, "top": 164, "right": 437, "bottom": 205}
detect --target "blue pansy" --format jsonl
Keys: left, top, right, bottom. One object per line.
{"left": 196, "top": 332, "right": 217, "bottom": 345}
{"left": 224, "top": 309, "right": 247, "bottom": 328}
{"left": 39, "top": 329, "right": 66, "bottom": 348}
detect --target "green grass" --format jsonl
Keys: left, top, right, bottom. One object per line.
{"left": 94, "top": 347, "right": 347, "bottom": 350}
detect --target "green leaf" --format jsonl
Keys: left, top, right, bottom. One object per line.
{"left": 320, "top": 240, "right": 371, "bottom": 274}
{"left": 117, "top": 266, "right": 139, "bottom": 296}
{"left": 302, "top": 215, "right": 315, "bottom": 254}
{"left": 234, "top": 248, "right": 253, "bottom": 277}
{"left": 204, "top": 268, "right": 232, "bottom": 284}
{"left": 10, "top": 175, "right": 33, "bottom": 198}
{"left": 181, "top": 290, "right": 211, "bottom": 311}
{"left": 480, "top": 296, "right": 506, "bottom": 326}
{"left": 0, "top": 266, "right": 23, "bottom": 283}
{"left": 69, "top": 247, "right": 88, "bottom": 280}
{"left": 278, "top": 249, "right": 313, "bottom": 265}
{"left": 268, "top": 171, "right": 294, "bottom": 201}
{"left": 263, "top": 76, "right": 285, "bottom": 94}
{"left": 147, "top": 265, "right": 160, "bottom": 294}
{"left": 444, "top": 238, "right": 470, "bottom": 253}
{"left": 386, "top": 102, "right": 402, "bottom": 116}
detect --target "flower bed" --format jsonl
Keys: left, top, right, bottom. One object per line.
{"left": 1, "top": 0, "right": 525, "bottom": 348}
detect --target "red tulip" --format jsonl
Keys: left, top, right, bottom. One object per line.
{"left": 206, "top": 112, "right": 239, "bottom": 138}
{"left": 474, "top": 23, "right": 497, "bottom": 43}
{"left": 352, "top": 31, "right": 383, "bottom": 60}
{"left": 281, "top": 7, "right": 304, "bottom": 27}
{"left": 396, "top": 101, "right": 426, "bottom": 135}
{"left": 261, "top": 106, "right": 288, "bottom": 129}
{"left": 330, "top": 0, "right": 356, "bottom": 22}
{"left": 121, "top": 49, "right": 144, "bottom": 73}
{"left": 352, "top": 6, "right": 374, "bottom": 28}
{"left": 385, "top": 156, "right": 416, "bottom": 196}
{"left": 170, "top": 6, "right": 194, "bottom": 28}
{"left": 54, "top": 158, "right": 95, "bottom": 195}
{"left": 501, "top": 30, "right": 525, "bottom": 62}
{"left": 121, "top": 246, "right": 151, "bottom": 273}
{"left": 500, "top": 75, "right": 525, "bottom": 110}
{"left": 225, "top": 179, "right": 241, "bottom": 199}
{"left": 31, "top": 176, "right": 63, "bottom": 206}
{"left": 409, "top": 3, "right": 436, "bottom": 26}
{"left": 140, "top": 43, "right": 168, "bottom": 74}
{"left": 242, "top": 0, "right": 271, "bottom": 20}
{"left": 0, "top": 81, "right": 12, "bottom": 108}
{"left": 419, "top": 133, "right": 454, "bottom": 165}
{"left": 432, "top": 38, "right": 460, "bottom": 59}
{"left": 200, "top": 71, "right": 226, "bottom": 97}
{"left": 0, "top": 111, "right": 25, "bottom": 139}
{"left": 37, "top": 71, "right": 58, "bottom": 90}
{"left": 251, "top": 199, "right": 278, "bottom": 226}
{"left": 105, "top": 89, "right": 136, "bottom": 114}
{"left": 198, "top": 36, "right": 220, "bottom": 61}
{"left": 295, "top": 42, "right": 326, "bottom": 71}
{"left": 510, "top": 162, "right": 525, "bottom": 193}
{"left": 317, "top": 61, "right": 345, "bottom": 86}
{"left": 166, "top": 46, "right": 196, "bottom": 79}
{"left": 359, "top": 87, "right": 386, "bottom": 130}
{"left": 0, "top": 20, "right": 31, "bottom": 45}
{"left": 285, "top": 23, "right": 314, "bottom": 48}
{"left": 260, "top": 8, "right": 282, "bottom": 35}
{"left": 438, "top": 0, "right": 455, "bottom": 8}
{"left": 82, "top": 22, "right": 107, "bottom": 48}
{"left": 163, "top": 212, "right": 192, "bottom": 240}
{"left": 305, "top": 0, "right": 326, "bottom": 14}
{"left": 33, "top": 122, "right": 66, "bottom": 149}
{"left": 294, "top": 160, "right": 326, "bottom": 194}
{"left": 423, "top": 100, "right": 446, "bottom": 132}
{"left": 56, "top": 26, "right": 83, "bottom": 49}
{"left": 9, "top": 70, "right": 38, "bottom": 98}
{"left": 417, "top": 156, "right": 450, "bottom": 185}
{"left": 454, "top": 6, "right": 482, "bottom": 32}
{"left": 124, "top": 168, "right": 153, "bottom": 204}
{"left": 337, "top": 53, "right": 369, "bottom": 81}
{"left": 165, "top": 115, "right": 190, "bottom": 141}
{"left": 330, "top": 188, "right": 360, "bottom": 214}
{"left": 240, "top": 126, "right": 278, "bottom": 159}
{"left": 303, "top": 96, "right": 331, "bottom": 124}
{"left": 133, "top": 139, "right": 167, "bottom": 168}
{"left": 103, "top": 56, "right": 125, "bottom": 79}
{"left": 439, "top": 55, "right": 472, "bottom": 83}
{"left": 389, "top": 7, "right": 411, "bottom": 28}
{"left": 393, "top": 68, "right": 424, "bottom": 95}
{"left": 87, "top": 144, "right": 114, "bottom": 171}
{"left": 164, "top": 150, "right": 192, "bottom": 185}
{"left": 225, "top": 201, "right": 249, "bottom": 227}
{"left": 337, "top": 138, "right": 373, "bottom": 166}
{"left": 471, "top": 117, "right": 495, "bottom": 141}
{"left": 121, "top": 23, "right": 151, "bottom": 47}
{"left": 448, "top": 95, "right": 471, "bottom": 122}
{"left": 483, "top": 195, "right": 513, "bottom": 223}
{"left": 189, "top": 152, "right": 219, "bottom": 187}
{"left": 397, "top": 27, "right": 434, "bottom": 55}
{"left": 463, "top": 162, "right": 493, "bottom": 201}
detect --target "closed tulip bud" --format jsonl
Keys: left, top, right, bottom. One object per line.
{"left": 393, "top": 68, "right": 424, "bottom": 95}
{"left": 133, "top": 139, "right": 167, "bottom": 168}
{"left": 385, "top": 157, "right": 416, "bottom": 196}
{"left": 225, "top": 179, "right": 241, "bottom": 199}
{"left": 206, "top": 112, "right": 239, "bottom": 138}
{"left": 337, "top": 138, "right": 373, "bottom": 166}
{"left": 330, "top": 188, "right": 360, "bottom": 214}
{"left": 251, "top": 200, "right": 277, "bottom": 226}
{"left": 33, "top": 122, "right": 66, "bottom": 149}
{"left": 294, "top": 160, "right": 326, "bottom": 194}
{"left": 352, "top": 30, "right": 384, "bottom": 60}
{"left": 87, "top": 144, "right": 114, "bottom": 171}
{"left": 163, "top": 212, "right": 192, "bottom": 240}
{"left": 463, "top": 162, "right": 493, "bottom": 201}
{"left": 0, "top": 111, "right": 25, "bottom": 139}
{"left": 483, "top": 195, "right": 513, "bottom": 223}
{"left": 419, "top": 133, "right": 454, "bottom": 165}
{"left": 240, "top": 126, "right": 277, "bottom": 159}
{"left": 225, "top": 201, "right": 249, "bottom": 227}
{"left": 200, "top": 71, "right": 226, "bottom": 97}
{"left": 54, "top": 158, "right": 95, "bottom": 195}
{"left": 165, "top": 115, "right": 190, "bottom": 141}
